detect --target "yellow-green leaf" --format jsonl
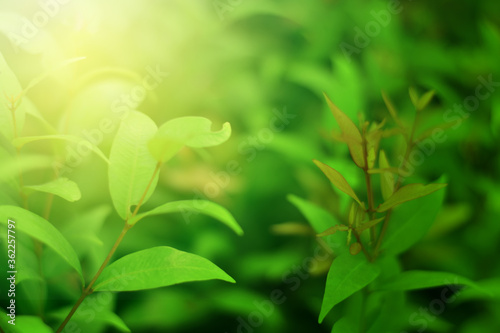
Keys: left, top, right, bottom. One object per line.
{"left": 374, "top": 270, "right": 483, "bottom": 292}
{"left": 381, "top": 91, "right": 404, "bottom": 129}
{"left": 93, "top": 246, "right": 235, "bottom": 292}
{"left": 0, "top": 51, "right": 24, "bottom": 141}
{"left": 379, "top": 150, "right": 394, "bottom": 201}
{"left": 317, "top": 224, "right": 349, "bottom": 237}
{"left": 355, "top": 217, "right": 385, "bottom": 233}
{"left": 0, "top": 206, "right": 83, "bottom": 284}
{"left": 24, "top": 177, "right": 81, "bottom": 202}
{"left": 377, "top": 183, "right": 448, "bottom": 212}
{"left": 148, "top": 117, "right": 231, "bottom": 163}
{"left": 417, "top": 90, "right": 435, "bottom": 111}
{"left": 349, "top": 242, "right": 362, "bottom": 255}
{"left": 13, "top": 134, "right": 109, "bottom": 164}
{"left": 109, "top": 111, "right": 159, "bottom": 220}
{"left": 128, "top": 200, "right": 243, "bottom": 236}
{"left": 319, "top": 253, "right": 379, "bottom": 323}
{"left": 313, "top": 159, "right": 362, "bottom": 206}
{"left": 271, "top": 222, "right": 313, "bottom": 236}
{"left": 409, "top": 87, "right": 419, "bottom": 108}
{"left": 367, "top": 146, "right": 376, "bottom": 169}
{"left": 323, "top": 93, "right": 365, "bottom": 168}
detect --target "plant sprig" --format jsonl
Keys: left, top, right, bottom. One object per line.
{"left": 315, "top": 89, "right": 447, "bottom": 261}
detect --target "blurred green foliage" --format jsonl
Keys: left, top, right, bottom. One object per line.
{"left": 0, "top": 0, "right": 500, "bottom": 332}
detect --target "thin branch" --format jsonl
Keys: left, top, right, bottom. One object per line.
{"left": 56, "top": 162, "right": 161, "bottom": 332}
{"left": 373, "top": 111, "right": 421, "bottom": 258}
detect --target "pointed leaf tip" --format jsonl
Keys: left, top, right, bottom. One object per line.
{"left": 323, "top": 94, "right": 365, "bottom": 168}
{"left": 319, "top": 254, "right": 379, "bottom": 322}
{"left": 94, "top": 246, "right": 235, "bottom": 292}
{"left": 313, "top": 159, "right": 362, "bottom": 206}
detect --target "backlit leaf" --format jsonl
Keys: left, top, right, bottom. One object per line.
{"left": 22, "top": 57, "right": 86, "bottom": 96}
{"left": 377, "top": 183, "right": 447, "bottom": 212}
{"left": 0, "top": 205, "right": 83, "bottom": 284}
{"left": 128, "top": 200, "right": 243, "bottom": 236}
{"left": 109, "top": 111, "right": 159, "bottom": 220}
{"left": 319, "top": 253, "right": 380, "bottom": 323}
{"left": 324, "top": 93, "right": 365, "bottom": 168}
{"left": 93, "top": 246, "right": 235, "bottom": 292}
{"left": 0, "top": 51, "right": 24, "bottom": 141}
{"left": 24, "top": 177, "right": 81, "bottom": 202}
{"left": 0, "top": 154, "right": 52, "bottom": 182}
{"left": 375, "top": 270, "right": 482, "bottom": 292}
{"left": 148, "top": 116, "right": 231, "bottom": 163}
{"left": 313, "top": 159, "right": 362, "bottom": 206}
{"left": 50, "top": 304, "right": 130, "bottom": 332}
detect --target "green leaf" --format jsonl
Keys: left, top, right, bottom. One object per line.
{"left": 331, "top": 292, "right": 363, "bottom": 333}
{"left": 323, "top": 93, "right": 365, "bottom": 168}
{"left": 417, "top": 90, "right": 435, "bottom": 111}
{"left": 378, "top": 150, "right": 394, "bottom": 201}
{"left": 0, "top": 154, "right": 52, "bottom": 183}
{"left": 317, "top": 225, "right": 349, "bottom": 237}
{"left": 22, "top": 98, "right": 57, "bottom": 134}
{"left": 382, "top": 181, "right": 446, "bottom": 256}
{"left": 22, "top": 57, "right": 86, "bottom": 96}
{"left": 0, "top": 51, "right": 24, "bottom": 141}
{"left": 109, "top": 111, "right": 159, "bottom": 220}
{"left": 287, "top": 194, "right": 347, "bottom": 254}
{"left": 128, "top": 200, "right": 243, "bottom": 236}
{"left": 0, "top": 315, "right": 53, "bottom": 333}
{"left": 409, "top": 87, "right": 419, "bottom": 108}
{"left": 377, "top": 183, "right": 447, "bottom": 212}
{"left": 148, "top": 116, "right": 231, "bottom": 163}
{"left": 319, "top": 253, "right": 380, "bottom": 323}
{"left": 50, "top": 303, "right": 130, "bottom": 332}
{"left": 355, "top": 217, "right": 385, "bottom": 233}
{"left": 332, "top": 317, "right": 356, "bottom": 333}
{"left": 93, "top": 246, "right": 235, "bottom": 292}
{"left": 381, "top": 91, "right": 404, "bottom": 129}
{"left": 24, "top": 177, "right": 81, "bottom": 202}
{"left": 62, "top": 205, "right": 111, "bottom": 258}
{"left": 0, "top": 205, "right": 83, "bottom": 284}
{"left": 415, "top": 121, "right": 455, "bottom": 142}
{"left": 313, "top": 159, "right": 362, "bottom": 206}
{"left": 375, "top": 270, "right": 482, "bottom": 292}
{"left": 12, "top": 134, "right": 109, "bottom": 164}
{"left": 367, "top": 291, "right": 406, "bottom": 333}
{"left": 14, "top": 240, "right": 43, "bottom": 286}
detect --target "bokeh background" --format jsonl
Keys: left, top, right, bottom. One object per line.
{"left": 1, "top": 0, "right": 500, "bottom": 332}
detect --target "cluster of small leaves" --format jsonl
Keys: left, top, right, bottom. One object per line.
{"left": 285, "top": 90, "right": 486, "bottom": 332}
{"left": 0, "top": 52, "right": 242, "bottom": 332}
{"left": 313, "top": 91, "right": 447, "bottom": 258}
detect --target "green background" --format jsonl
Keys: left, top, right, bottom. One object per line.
{"left": 1, "top": 0, "right": 500, "bottom": 332}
